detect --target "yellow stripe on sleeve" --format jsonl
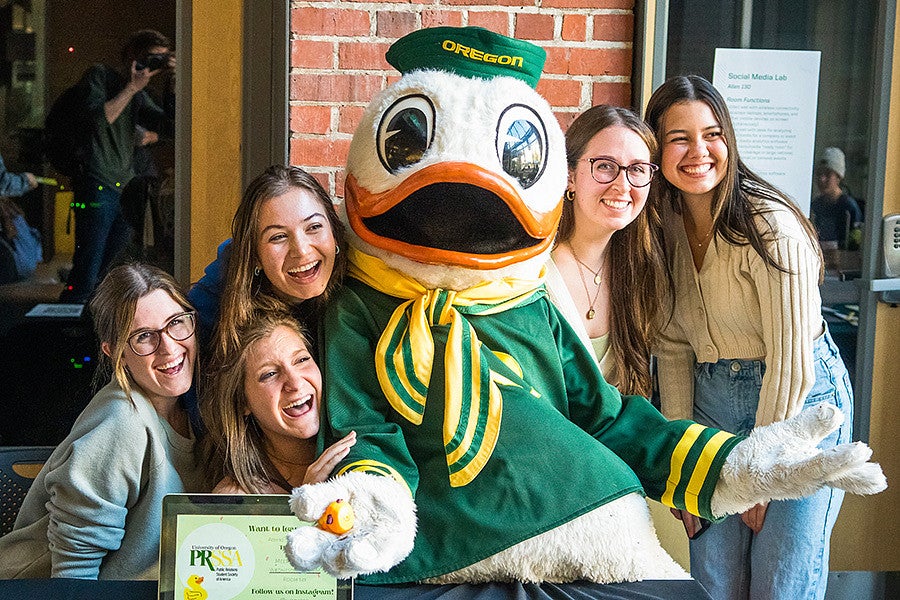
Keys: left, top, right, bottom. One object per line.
{"left": 336, "top": 460, "right": 412, "bottom": 496}
{"left": 683, "top": 430, "right": 735, "bottom": 514}
{"left": 661, "top": 423, "right": 705, "bottom": 507}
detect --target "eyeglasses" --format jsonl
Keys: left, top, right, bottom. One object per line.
{"left": 580, "top": 158, "right": 659, "bottom": 188}
{"left": 127, "top": 311, "right": 196, "bottom": 356}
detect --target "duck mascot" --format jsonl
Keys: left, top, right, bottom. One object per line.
{"left": 284, "top": 27, "right": 886, "bottom": 589}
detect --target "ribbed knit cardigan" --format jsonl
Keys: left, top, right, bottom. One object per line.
{"left": 655, "top": 200, "right": 824, "bottom": 427}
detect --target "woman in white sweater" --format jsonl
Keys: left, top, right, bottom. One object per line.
{"left": 546, "top": 105, "right": 668, "bottom": 398}
{"left": 645, "top": 75, "right": 852, "bottom": 600}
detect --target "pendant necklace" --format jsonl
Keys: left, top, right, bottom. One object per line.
{"left": 569, "top": 243, "right": 603, "bottom": 320}
{"left": 685, "top": 214, "right": 715, "bottom": 248}
{"left": 689, "top": 227, "right": 714, "bottom": 248}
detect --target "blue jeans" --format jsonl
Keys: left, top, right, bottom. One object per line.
{"left": 61, "top": 179, "right": 132, "bottom": 303}
{"left": 688, "top": 325, "right": 852, "bottom": 600}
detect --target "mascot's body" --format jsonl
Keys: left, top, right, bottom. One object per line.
{"left": 285, "top": 27, "right": 885, "bottom": 586}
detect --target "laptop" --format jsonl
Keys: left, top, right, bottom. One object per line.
{"left": 158, "top": 494, "right": 353, "bottom": 600}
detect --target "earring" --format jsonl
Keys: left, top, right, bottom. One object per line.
{"left": 335, "top": 245, "right": 341, "bottom": 255}
{"left": 565, "top": 189, "right": 575, "bottom": 202}
{"left": 253, "top": 266, "right": 261, "bottom": 277}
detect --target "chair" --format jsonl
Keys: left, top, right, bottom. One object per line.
{"left": 0, "top": 446, "right": 54, "bottom": 537}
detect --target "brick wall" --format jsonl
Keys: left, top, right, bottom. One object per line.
{"left": 289, "top": 1, "right": 636, "bottom": 198}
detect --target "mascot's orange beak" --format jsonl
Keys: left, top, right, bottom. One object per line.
{"left": 345, "top": 162, "right": 561, "bottom": 269}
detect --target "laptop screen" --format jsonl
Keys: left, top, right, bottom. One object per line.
{"left": 158, "top": 494, "right": 352, "bottom": 600}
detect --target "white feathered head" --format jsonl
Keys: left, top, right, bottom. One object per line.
{"left": 343, "top": 27, "right": 567, "bottom": 289}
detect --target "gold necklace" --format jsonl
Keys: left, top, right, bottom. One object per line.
{"left": 568, "top": 243, "right": 603, "bottom": 320}
{"left": 685, "top": 214, "right": 715, "bottom": 248}
{"left": 688, "top": 227, "right": 714, "bottom": 248}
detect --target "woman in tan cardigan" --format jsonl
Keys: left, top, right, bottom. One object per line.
{"left": 645, "top": 75, "right": 852, "bottom": 600}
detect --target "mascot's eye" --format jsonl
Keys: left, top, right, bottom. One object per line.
{"left": 496, "top": 104, "right": 547, "bottom": 189}
{"left": 377, "top": 95, "right": 436, "bottom": 173}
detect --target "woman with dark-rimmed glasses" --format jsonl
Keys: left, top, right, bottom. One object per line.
{"left": 546, "top": 104, "right": 669, "bottom": 398}
{"left": 0, "top": 263, "right": 204, "bottom": 580}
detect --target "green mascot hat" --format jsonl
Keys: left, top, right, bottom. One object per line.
{"left": 385, "top": 26, "right": 546, "bottom": 88}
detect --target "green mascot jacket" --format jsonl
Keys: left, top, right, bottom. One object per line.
{"left": 322, "top": 270, "right": 742, "bottom": 585}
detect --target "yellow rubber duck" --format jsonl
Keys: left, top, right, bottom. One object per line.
{"left": 183, "top": 574, "right": 207, "bottom": 600}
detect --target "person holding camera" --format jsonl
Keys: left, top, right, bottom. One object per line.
{"left": 60, "top": 29, "right": 176, "bottom": 303}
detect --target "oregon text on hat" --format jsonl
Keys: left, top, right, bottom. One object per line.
{"left": 386, "top": 26, "right": 546, "bottom": 88}
{"left": 441, "top": 39, "right": 523, "bottom": 68}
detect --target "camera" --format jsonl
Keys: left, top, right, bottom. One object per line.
{"left": 136, "top": 52, "right": 170, "bottom": 71}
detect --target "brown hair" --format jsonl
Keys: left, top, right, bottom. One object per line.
{"left": 558, "top": 105, "right": 670, "bottom": 396}
{"left": 214, "top": 165, "right": 346, "bottom": 362}
{"left": 644, "top": 75, "right": 823, "bottom": 281}
{"left": 201, "top": 310, "right": 313, "bottom": 493}
{"left": 121, "top": 29, "right": 172, "bottom": 63}
{"left": 89, "top": 263, "right": 193, "bottom": 401}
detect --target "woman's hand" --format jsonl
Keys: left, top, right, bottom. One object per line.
{"left": 741, "top": 502, "right": 768, "bottom": 533}
{"left": 303, "top": 431, "right": 357, "bottom": 485}
{"left": 670, "top": 507, "right": 709, "bottom": 539}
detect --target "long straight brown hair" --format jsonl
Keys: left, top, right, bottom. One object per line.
{"left": 213, "top": 165, "right": 347, "bottom": 363}
{"left": 201, "top": 310, "right": 314, "bottom": 493}
{"left": 558, "top": 105, "right": 671, "bottom": 397}
{"left": 644, "top": 75, "right": 823, "bottom": 281}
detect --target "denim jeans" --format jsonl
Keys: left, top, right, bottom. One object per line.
{"left": 61, "top": 179, "right": 132, "bottom": 303}
{"left": 688, "top": 325, "right": 852, "bottom": 600}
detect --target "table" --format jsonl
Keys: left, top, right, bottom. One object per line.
{"left": 0, "top": 578, "right": 712, "bottom": 599}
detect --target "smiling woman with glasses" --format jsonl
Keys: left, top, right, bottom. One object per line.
{"left": 0, "top": 263, "right": 205, "bottom": 581}
{"left": 546, "top": 105, "right": 670, "bottom": 398}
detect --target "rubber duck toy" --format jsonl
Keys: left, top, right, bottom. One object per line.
{"left": 183, "top": 574, "right": 207, "bottom": 600}
{"left": 285, "top": 26, "right": 885, "bottom": 586}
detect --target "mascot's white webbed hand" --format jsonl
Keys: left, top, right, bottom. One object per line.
{"left": 284, "top": 471, "right": 417, "bottom": 579}
{"left": 711, "top": 403, "right": 887, "bottom": 517}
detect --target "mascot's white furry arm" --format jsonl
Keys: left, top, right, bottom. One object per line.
{"left": 285, "top": 27, "right": 886, "bottom": 585}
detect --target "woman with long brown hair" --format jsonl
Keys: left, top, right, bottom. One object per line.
{"left": 201, "top": 310, "right": 354, "bottom": 494}
{"left": 645, "top": 75, "right": 851, "bottom": 600}
{"left": 546, "top": 104, "right": 669, "bottom": 397}
{"left": 189, "top": 164, "right": 347, "bottom": 360}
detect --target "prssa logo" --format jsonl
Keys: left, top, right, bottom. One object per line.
{"left": 177, "top": 523, "right": 255, "bottom": 600}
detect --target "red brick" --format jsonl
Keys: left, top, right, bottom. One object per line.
{"left": 443, "top": 0, "right": 538, "bottom": 5}
{"left": 338, "top": 105, "right": 367, "bottom": 134}
{"left": 376, "top": 10, "right": 417, "bottom": 38}
{"left": 536, "top": 78, "right": 581, "bottom": 107}
{"left": 591, "top": 81, "right": 631, "bottom": 108}
{"left": 290, "top": 105, "right": 332, "bottom": 134}
{"left": 422, "top": 10, "right": 464, "bottom": 28}
{"left": 291, "top": 7, "right": 370, "bottom": 36}
{"left": 290, "top": 137, "right": 352, "bottom": 168}
{"left": 338, "top": 41, "right": 392, "bottom": 71}
{"left": 514, "top": 13, "right": 555, "bottom": 40}
{"left": 308, "top": 171, "right": 331, "bottom": 195}
{"left": 555, "top": 110, "right": 580, "bottom": 132}
{"left": 593, "top": 14, "right": 634, "bottom": 43}
{"left": 467, "top": 11, "right": 510, "bottom": 34}
{"left": 561, "top": 14, "right": 587, "bottom": 41}
{"left": 542, "top": 0, "right": 633, "bottom": 8}
{"left": 543, "top": 46, "right": 571, "bottom": 76}
{"left": 335, "top": 169, "right": 347, "bottom": 200}
{"left": 568, "top": 47, "right": 631, "bottom": 76}
{"left": 291, "top": 40, "right": 333, "bottom": 69}
{"left": 290, "top": 73, "right": 384, "bottom": 104}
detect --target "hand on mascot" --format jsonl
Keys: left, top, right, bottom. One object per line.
{"left": 284, "top": 471, "right": 416, "bottom": 579}
{"left": 711, "top": 403, "right": 887, "bottom": 518}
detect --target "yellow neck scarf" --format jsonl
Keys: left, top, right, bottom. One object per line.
{"left": 348, "top": 247, "right": 545, "bottom": 487}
